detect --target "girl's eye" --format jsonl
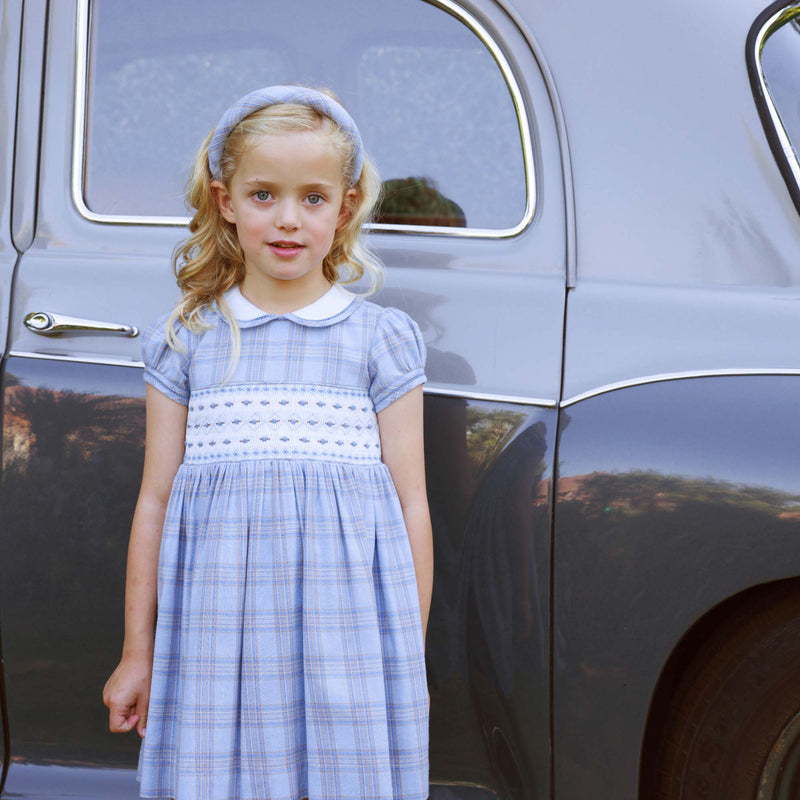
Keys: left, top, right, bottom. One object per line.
{"left": 254, "top": 190, "right": 272, "bottom": 202}
{"left": 306, "top": 193, "right": 324, "bottom": 206}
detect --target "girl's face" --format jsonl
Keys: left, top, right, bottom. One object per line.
{"left": 213, "top": 129, "right": 354, "bottom": 297}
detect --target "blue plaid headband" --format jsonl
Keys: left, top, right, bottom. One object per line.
{"left": 207, "top": 85, "right": 364, "bottom": 185}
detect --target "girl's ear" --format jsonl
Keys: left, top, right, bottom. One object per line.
{"left": 337, "top": 188, "right": 358, "bottom": 230}
{"left": 211, "top": 180, "right": 237, "bottom": 224}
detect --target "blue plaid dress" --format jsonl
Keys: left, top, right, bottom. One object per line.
{"left": 136, "top": 285, "right": 429, "bottom": 800}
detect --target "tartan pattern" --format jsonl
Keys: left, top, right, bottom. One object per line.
{"left": 137, "top": 296, "right": 428, "bottom": 800}
{"left": 207, "top": 85, "right": 364, "bottom": 183}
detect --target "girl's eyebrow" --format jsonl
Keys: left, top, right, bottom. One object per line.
{"left": 242, "top": 178, "right": 337, "bottom": 192}
{"left": 242, "top": 178, "right": 277, "bottom": 188}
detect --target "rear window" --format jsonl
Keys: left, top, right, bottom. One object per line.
{"left": 761, "top": 15, "right": 800, "bottom": 155}
{"left": 80, "top": 0, "right": 530, "bottom": 233}
{"left": 751, "top": 4, "right": 800, "bottom": 214}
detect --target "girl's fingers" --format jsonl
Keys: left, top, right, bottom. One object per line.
{"left": 104, "top": 665, "right": 154, "bottom": 734}
{"left": 110, "top": 706, "right": 139, "bottom": 733}
{"left": 123, "top": 712, "right": 140, "bottom": 732}
{"left": 136, "top": 693, "right": 150, "bottom": 738}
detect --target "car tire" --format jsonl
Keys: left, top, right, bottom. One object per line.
{"left": 649, "top": 582, "right": 800, "bottom": 800}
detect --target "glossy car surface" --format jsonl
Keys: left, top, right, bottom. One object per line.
{"left": 1, "top": 0, "right": 799, "bottom": 799}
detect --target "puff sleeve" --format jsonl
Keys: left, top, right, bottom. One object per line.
{"left": 368, "top": 307, "right": 427, "bottom": 412}
{"left": 141, "top": 315, "right": 191, "bottom": 405}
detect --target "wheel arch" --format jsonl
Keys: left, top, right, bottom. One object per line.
{"left": 638, "top": 576, "right": 800, "bottom": 797}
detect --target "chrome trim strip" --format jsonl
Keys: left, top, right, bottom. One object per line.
{"left": 9, "top": 353, "right": 799, "bottom": 409}
{"left": 71, "top": 0, "right": 90, "bottom": 224}
{"left": 71, "top": 1, "right": 190, "bottom": 227}
{"left": 424, "top": 385, "right": 557, "bottom": 407}
{"left": 560, "top": 368, "right": 800, "bottom": 407}
{"left": 71, "top": 0, "right": 534, "bottom": 238}
{"left": 7, "top": 350, "right": 146, "bottom": 369}
{"left": 486, "top": 0, "right": 576, "bottom": 284}
{"left": 6, "top": 350, "right": 558, "bottom": 406}
{"left": 752, "top": 4, "right": 800, "bottom": 196}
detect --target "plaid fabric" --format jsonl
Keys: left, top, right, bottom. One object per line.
{"left": 137, "top": 297, "right": 428, "bottom": 800}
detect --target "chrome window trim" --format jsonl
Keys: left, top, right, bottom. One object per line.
{"left": 749, "top": 2, "right": 800, "bottom": 211}
{"left": 486, "top": 0, "right": 577, "bottom": 284}
{"left": 71, "top": 0, "right": 535, "bottom": 238}
{"left": 9, "top": 353, "right": 799, "bottom": 410}
{"left": 560, "top": 368, "right": 800, "bottom": 407}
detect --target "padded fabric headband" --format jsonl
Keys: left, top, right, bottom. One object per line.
{"left": 207, "top": 85, "right": 364, "bottom": 185}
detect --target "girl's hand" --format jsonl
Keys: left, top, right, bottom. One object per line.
{"left": 103, "top": 655, "right": 152, "bottom": 737}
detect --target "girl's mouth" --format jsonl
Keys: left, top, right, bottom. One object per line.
{"left": 269, "top": 241, "right": 304, "bottom": 257}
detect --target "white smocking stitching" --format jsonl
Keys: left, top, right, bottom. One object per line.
{"left": 184, "top": 383, "right": 381, "bottom": 464}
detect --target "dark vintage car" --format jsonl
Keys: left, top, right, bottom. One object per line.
{"left": 1, "top": 0, "right": 800, "bottom": 798}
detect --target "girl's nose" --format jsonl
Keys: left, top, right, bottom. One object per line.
{"left": 276, "top": 200, "right": 301, "bottom": 231}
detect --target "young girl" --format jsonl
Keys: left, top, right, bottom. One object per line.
{"left": 103, "top": 85, "right": 433, "bottom": 800}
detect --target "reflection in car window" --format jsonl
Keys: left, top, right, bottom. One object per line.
{"left": 760, "top": 14, "right": 800, "bottom": 161}
{"left": 83, "top": 0, "right": 527, "bottom": 231}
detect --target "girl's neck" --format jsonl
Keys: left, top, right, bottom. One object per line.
{"left": 239, "top": 274, "right": 333, "bottom": 315}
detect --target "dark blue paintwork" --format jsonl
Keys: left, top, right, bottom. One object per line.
{"left": 554, "top": 376, "right": 800, "bottom": 797}
{"left": 2, "top": 0, "right": 800, "bottom": 798}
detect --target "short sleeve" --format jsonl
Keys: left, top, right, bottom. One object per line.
{"left": 141, "top": 315, "right": 191, "bottom": 405}
{"left": 368, "top": 307, "right": 427, "bottom": 412}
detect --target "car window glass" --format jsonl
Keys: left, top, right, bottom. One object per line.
{"left": 83, "top": 0, "right": 527, "bottom": 231}
{"left": 760, "top": 14, "right": 800, "bottom": 161}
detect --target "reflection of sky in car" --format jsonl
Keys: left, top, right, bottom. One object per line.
{"left": 559, "top": 376, "right": 800, "bottom": 495}
{"left": 84, "top": 0, "right": 526, "bottom": 229}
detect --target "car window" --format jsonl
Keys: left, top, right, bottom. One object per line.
{"left": 761, "top": 14, "right": 800, "bottom": 157}
{"left": 81, "top": 0, "right": 529, "bottom": 232}
{"left": 753, "top": 5, "right": 800, "bottom": 211}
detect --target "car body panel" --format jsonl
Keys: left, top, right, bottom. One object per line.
{"left": 518, "top": 0, "right": 800, "bottom": 288}
{"left": 553, "top": 375, "right": 800, "bottom": 798}
{"left": 0, "top": 0, "right": 566, "bottom": 797}
{"left": 1, "top": 763, "right": 141, "bottom": 800}
{"left": 425, "top": 398, "right": 556, "bottom": 799}
{"left": 0, "top": 0, "right": 24, "bottom": 356}
{"left": 9, "top": 0, "right": 567, "bottom": 401}
{"left": 2, "top": 0, "right": 800, "bottom": 797}
{"left": 0, "top": 358, "right": 145, "bottom": 780}
{"left": 561, "top": 280, "right": 800, "bottom": 404}
{"left": 0, "top": 0, "right": 25, "bottom": 785}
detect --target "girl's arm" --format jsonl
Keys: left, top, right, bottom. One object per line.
{"left": 103, "top": 384, "right": 187, "bottom": 736}
{"left": 377, "top": 385, "right": 433, "bottom": 644}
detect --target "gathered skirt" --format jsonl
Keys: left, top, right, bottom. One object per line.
{"left": 136, "top": 458, "right": 429, "bottom": 800}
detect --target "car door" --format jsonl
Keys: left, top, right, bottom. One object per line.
{"left": 0, "top": 0, "right": 25, "bottom": 787}
{"left": 0, "top": 1, "right": 567, "bottom": 798}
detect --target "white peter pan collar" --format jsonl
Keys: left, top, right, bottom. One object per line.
{"left": 223, "top": 283, "right": 357, "bottom": 323}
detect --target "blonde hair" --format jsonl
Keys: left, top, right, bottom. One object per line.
{"left": 166, "top": 94, "right": 383, "bottom": 362}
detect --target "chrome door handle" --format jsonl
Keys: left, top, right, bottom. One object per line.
{"left": 23, "top": 311, "right": 139, "bottom": 337}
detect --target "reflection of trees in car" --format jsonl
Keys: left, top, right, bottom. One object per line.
{"left": 3, "top": 386, "right": 142, "bottom": 466}
{"left": 427, "top": 408, "right": 549, "bottom": 798}
{"left": 556, "top": 470, "right": 800, "bottom": 519}
{"left": 556, "top": 468, "right": 800, "bottom": 673}
{"left": 375, "top": 177, "right": 467, "bottom": 227}
{"left": 464, "top": 408, "right": 529, "bottom": 481}
{"left": 0, "top": 385, "right": 144, "bottom": 764}
{"left": 464, "top": 420, "right": 549, "bottom": 797}
{"left": 556, "top": 467, "right": 800, "bottom": 799}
